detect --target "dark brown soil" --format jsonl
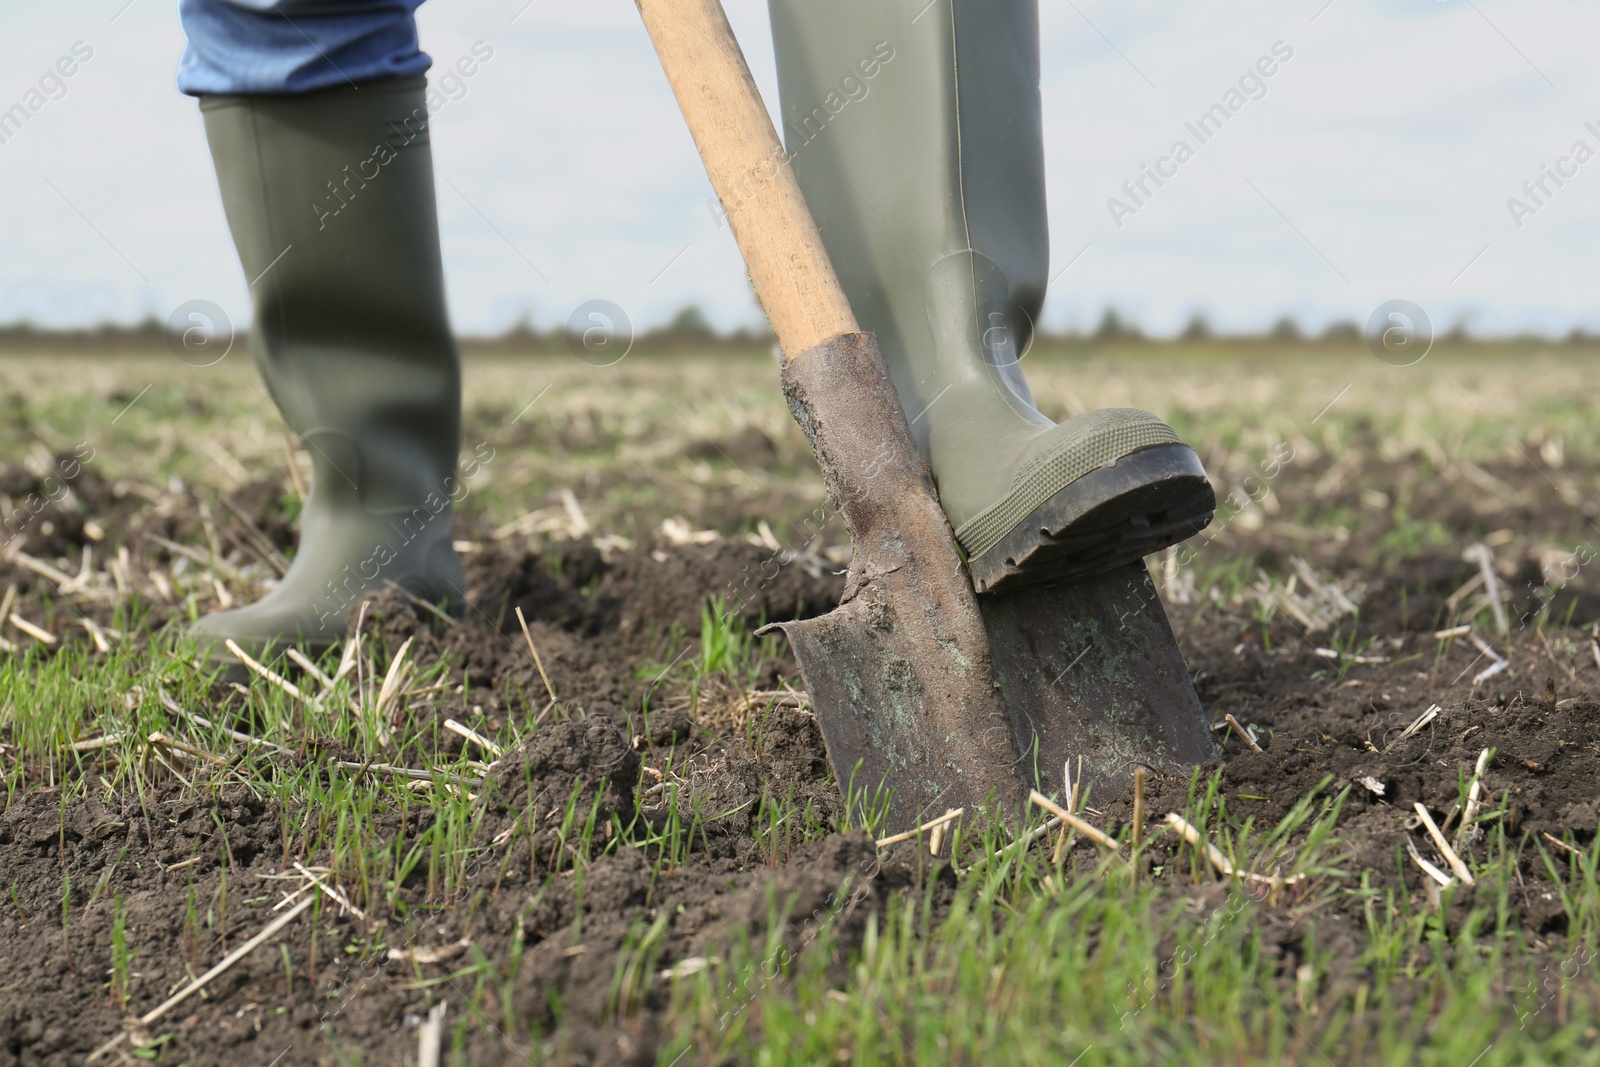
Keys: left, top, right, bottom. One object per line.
{"left": 2, "top": 445, "right": 1599, "bottom": 1064}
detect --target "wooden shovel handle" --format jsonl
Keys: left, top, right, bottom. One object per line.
{"left": 636, "top": 0, "right": 858, "bottom": 358}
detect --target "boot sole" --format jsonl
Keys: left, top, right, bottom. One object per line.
{"left": 966, "top": 443, "right": 1215, "bottom": 594}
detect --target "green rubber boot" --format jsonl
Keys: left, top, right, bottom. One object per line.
{"left": 768, "top": 0, "right": 1214, "bottom": 593}
{"left": 192, "top": 78, "right": 466, "bottom": 659}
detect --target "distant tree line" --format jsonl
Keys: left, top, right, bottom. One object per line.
{"left": 1, "top": 305, "right": 1598, "bottom": 351}
{"left": 472, "top": 305, "right": 771, "bottom": 353}
{"left": 1070, "top": 310, "right": 1596, "bottom": 346}
{"left": 0, "top": 316, "right": 167, "bottom": 351}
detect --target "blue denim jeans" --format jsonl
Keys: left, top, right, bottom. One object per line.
{"left": 176, "top": 0, "right": 430, "bottom": 95}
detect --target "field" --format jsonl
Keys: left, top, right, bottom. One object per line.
{"left": 0, "top": 343, "right": 1598, "bottom": 1066}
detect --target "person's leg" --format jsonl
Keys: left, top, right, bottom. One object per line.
{"left": 181, "top": 4, "right": 463, "bottom": 658}
{"left": 768, "top": 0, "right": 1214, "bottom": 593}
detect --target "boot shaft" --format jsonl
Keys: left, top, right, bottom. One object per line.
{"left": 769, "top": 0, "right": 1049, "bottom": 437}
{"left": 199, "top": 78, "right": 461, "bottom": 514}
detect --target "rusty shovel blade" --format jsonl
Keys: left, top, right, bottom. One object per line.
{"left": 765, "top": 333, "right": 1213, "bottom": 834}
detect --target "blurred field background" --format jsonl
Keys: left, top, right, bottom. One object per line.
{"left": 5, "top": 337, "right": 1596, "bottom": 579}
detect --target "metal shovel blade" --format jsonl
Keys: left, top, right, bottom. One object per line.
{"left": 765, "top": 334, "right": 1213, "bottom": 834}
{"left": 980, "top": 563, "right": 1215, "bottom": 804}
{"left": 780, "top": 562, "right": 1213, "bottom": 832}
{"left": 774, "top": 570, "right": 1027, "bottom": 833}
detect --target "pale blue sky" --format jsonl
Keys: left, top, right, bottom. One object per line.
{"left": 1, "top": 0, "right": 1597, "bottom": 338}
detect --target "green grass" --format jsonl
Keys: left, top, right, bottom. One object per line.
{"left": 4, "top": 612, "right": 1596, "bottom": 1062}
{"left": 653, "top": 779, "right": 1598, "bottom": 1065}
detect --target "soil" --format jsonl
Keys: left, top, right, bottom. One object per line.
{"left": 1, "top": 448, "right": 1599, "bottom": 1064}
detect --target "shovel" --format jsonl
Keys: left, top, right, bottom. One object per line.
{"left": 637, "top": 0, "right": 1214, "bottom": 832}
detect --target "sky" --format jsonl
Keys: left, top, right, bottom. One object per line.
{"left": 1, "top": 0, "right": 1598, "bottom": 339}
